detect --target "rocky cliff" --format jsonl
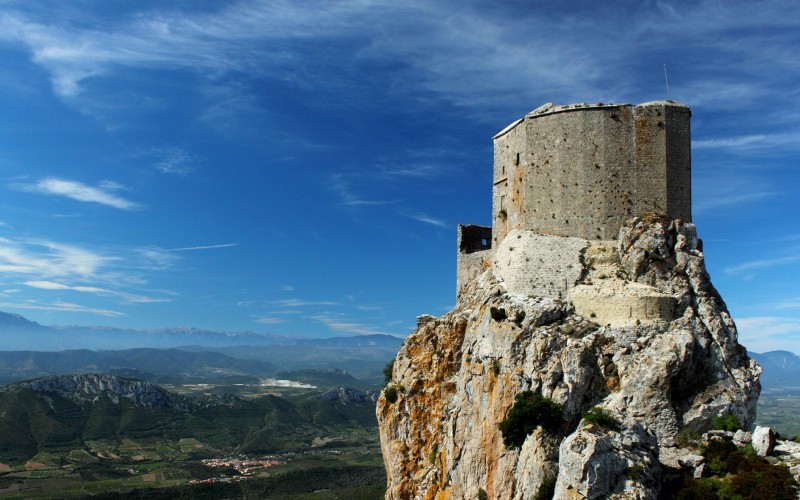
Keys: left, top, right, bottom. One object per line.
{"left": 377, "top": 217, "right": 761, "bottom": 499}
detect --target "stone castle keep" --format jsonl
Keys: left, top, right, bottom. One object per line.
{"left": 457, "top": 101, "right": 693, "bottom": 326}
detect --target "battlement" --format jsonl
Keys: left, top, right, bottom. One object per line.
{"left": 492, "top": 101, "right": 691, "bottom": 244}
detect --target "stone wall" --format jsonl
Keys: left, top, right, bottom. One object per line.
{"left": 456, "top": 225, "right": 492, "bottom": 302}
{"left": 492, "top": 101, "right": 691, "bottom": 244}
{"left": 492, "top": 229, "right": 588, "bottom": 300}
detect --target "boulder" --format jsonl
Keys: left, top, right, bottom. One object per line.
{"left": 752, "top": 426, "right": 776, "bottom": 457}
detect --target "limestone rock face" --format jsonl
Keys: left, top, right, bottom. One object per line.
{"left": 377, "top": 217, "right": 760, "bottom": 499}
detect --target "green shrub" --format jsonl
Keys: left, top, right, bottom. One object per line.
{"left": 581, "top": 406, "right": 621, "bottom": 431}
{"left": 699, "top": 439, "right": 738, "bottom": 475}
{"left": 492, "top": 359, "right": 501, "bottom": 376}
{"left": 675, "top": 476, "right": 724, "bottom": 499}
{"left": 514, "top": 310, "right": 526, "bottom": 326}
{"left": 675, "top": 427, "right": 701, "bottom": 449}
{"left": 428, "top": 444, "right": 438, "bottom": 464}
{"left": 490, "top": 306, "right": 507, "bottom": 321}
{"left": 384, "top": 386, "right": 399, "bottom": 404}
{"left": 674, "top": 447, "right": 798, "bottom": 499}
{"left": 729, "top": 459, "right": 798, "bottom": 499}
{"left": 625, "top": 465, "right": 644, "bottom": 480}
{"left": 533, "top": 477, "right": 556, "bottom": 500}
{"left": 498, "top": 391, "right": 563, "bottom": 448}
{"left": 708, "top": 457, "right": 727, "bottom": 476}
{"left": 383, "top": 360, "right": 394, "bottom": 384}
{"left": 477, "top": 488, "right": 487, "bottom": 500}
{"left": 712, "top": 414, "right": 741, "bottom": 432}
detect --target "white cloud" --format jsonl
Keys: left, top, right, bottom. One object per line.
{"left": 406, "top": 212, "right": 448, "bottom": 228}
{"left": 153, "top": 147, "right": 196, "bottom": 175}
{"left": 272, "top": 298, "right": 338, "bottom": 308}
{"left": 0, "top": 299, "right": 126, "bottom": 317}
{"left": 724, "top": 256, "right": 800, "bottom": 276}
{"left": 168, "top": 243, "right": 237, "bottom": 251}
{"left": 310, "top": 314, "right": 391, "bottom": 336}
{"left": 0, "top": 237, "right": 116, "bottom": 278}
{"left": 14, "top": 177, "right": 140, "bottom": 210}
{"left": 694, "top": 132, "right": 800, "bottom": 152}
{"left": 22, "top": 279, "right": 169, "bottom": 304}
{"left": 771, "top": 298, "right": 800, "bottom": 311}
{"left": 135, "top": 247, "right": 180, "bottom": 270}
{"left": 330, "top": 174, "right": 399, "bottom": 207}
{"left": 2, "top": 0, "right": 798, "bottom": 130}
{"left": 255, "top": 316, "right": 283, "bottom": 325}
{"left": 735, "top": 316, "right": 800, "bottom": 354}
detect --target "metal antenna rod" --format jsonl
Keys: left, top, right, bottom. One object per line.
{"left": 663, "top": 64, "right": 670, "bottom": 100}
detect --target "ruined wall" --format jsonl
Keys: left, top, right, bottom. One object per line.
{"left": 456, "top": 225, "right": 492, "bottom": 302}
{"left": 492, "top": 102, "right": 691, "bottom": 244}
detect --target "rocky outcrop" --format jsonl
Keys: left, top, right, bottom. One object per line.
{"left": 319, "top": 386, "right": 380, "bottom": 404}
{"left": 377, "top": 217, "right": 760, "bottom": 499}
{"left": 3, "top": 373, "right": 238, "bottom": 410}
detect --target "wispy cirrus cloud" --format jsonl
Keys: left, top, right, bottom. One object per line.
{"left": 0, "top": 237, "right": 117, "bottom": 277}
{"left": 310, "top": 313, "right": 391, "bottom": 336}
{"left": 12, "top": 177, "right": 140, "bottom": 210}
{"left": 330, "top": 174, "right": 399, "bottom": 207}
{"left": 152, "top": 147, "right": 197, "bottom": 175}
{"left": 0, "top": 0, "right": 797, "bottom": 123}
{"left": 694, "top": 132, "right": 800, "bottom": 152}
{"left": 0, "top": 236, "right": 175, "bottom": 310}
{"left": 168, "top": 243, "right": 237, "bottom": 251}
{"left": 0, "top": 299, "right": 125, "bottom": 317}
{"left": 23, "top": 280, "right": 169, "bottom": 304}
{"left": 255, "top": 316, "right": 283, "bottom": 325}
{"left": 771, "top": 298, "right": 800, "bottom": 310}
{"left": 724, "top": 255, "right": 800, "bottom": 276}
{"left": 405, "top": 212, "right": 448, "bottom": 228}
{"left": 272, "top": 298, "right": 338, "bottom": 308}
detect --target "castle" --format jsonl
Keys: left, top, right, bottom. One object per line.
{"left": 457, "top": 101, "right": 693, "bottom": 325}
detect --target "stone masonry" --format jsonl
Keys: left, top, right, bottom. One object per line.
{"left": 456, "top": 101, "right": 693, "bottom": 326}
{"left": 493, "top": 101, "right": 691, "bottom": 244}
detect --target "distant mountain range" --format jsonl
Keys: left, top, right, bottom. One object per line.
{"left": 0, "top": 373, "right": 379, "bottom": 463}
{"left": 0, "top": 311, "right": 288, "bottom": 350}
{"left": 0, "top": 348, "right": 277, "bottom": 385}
{"left": 0, "top": 310, "right": 404, "bottom": 386}
{"left": 750, "top": 350, "right": 800, "bottom": 389}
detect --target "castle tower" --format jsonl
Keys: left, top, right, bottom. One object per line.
{"left": 456, "top": 101, "right": 692, "bottom": 302}
{"left": 492, "top": 101, "right": 691, "bottom": 244}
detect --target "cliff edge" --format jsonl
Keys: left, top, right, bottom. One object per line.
{"left": 377, "top": 216, "right": 760, "bottom": 499}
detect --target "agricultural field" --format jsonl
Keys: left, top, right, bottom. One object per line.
{"left": 0, "top": 421, "right": 384, "bottom": 498}
{"left": 755, "top": 387, "right": 800, "bottom": 438}
{"left": 0, "top": 378, "right": 385, "bottom": 498}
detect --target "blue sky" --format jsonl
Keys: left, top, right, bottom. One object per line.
{"left": 0, "top": 0, "right": 798, "bottom": 353}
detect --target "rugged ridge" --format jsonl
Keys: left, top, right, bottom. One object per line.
{"left": 377, "top": 217, "right": 760, "bottom": 499}
{"left": 2, "top": 373, "right": 237, "bottom": 410}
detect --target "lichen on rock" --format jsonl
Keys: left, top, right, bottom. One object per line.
{"left": 377, "top": 217, "right": 760, "bottom": 499}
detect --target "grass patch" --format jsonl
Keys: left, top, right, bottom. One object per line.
{"left": 581, "top": 407, "right": 621, "bottom": 431}
{"left": 712, "top": 414, "right": 741, "bottom": 432}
